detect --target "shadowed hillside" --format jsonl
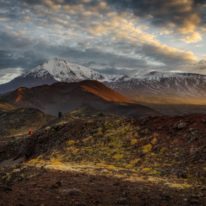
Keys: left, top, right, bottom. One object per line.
{"left": 0, "top": 80, "right": 157, "bottom": 117}
{"left": 0, "top": 108, "right": 53, "bottom": 138}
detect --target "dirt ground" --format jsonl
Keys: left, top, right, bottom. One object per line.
{"left": 0, "top": 164, "right": 206, "bottom": 206}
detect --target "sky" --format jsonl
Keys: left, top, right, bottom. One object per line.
{"left": 1, "top": 0, "right": 206, "bottom": 83}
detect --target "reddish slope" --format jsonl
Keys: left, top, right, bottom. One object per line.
{"left": 79, "top": 80, "right": 133, "bottom": 104}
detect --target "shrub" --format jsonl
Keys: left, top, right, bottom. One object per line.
{"left": 113, "top": 153, "right": 124, "bottom": 160}
{"left": 126, "top": 158, "right": 140, "bottom": 169}
{"left": 130, "top": 138, "right": 138, "bottom": 145}
{"left": 142, "top": 144, "right": 152, "bottom": 153}
{"left": 142, "top": 167, "right": 160, "bottom": 175}
{"left": 82, "top": 136, "right": 93, "bottom": 144}
{"left": 67, "top": 140, "right": 76, "bottom": 146}
{"left": 151, "top": 137, "right": 157, "bottom": 145}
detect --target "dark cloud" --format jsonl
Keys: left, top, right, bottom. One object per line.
{"left": 0, "top": 30, "right": 148, "bottom": 71}
{"left": 107, "top": 0, "right": 206, "bottom": 28}
{"left": 0, "top": 32, "right": 31, "bottom": 49}
{"left": 3, "top": 0, "right": 206, "bottom": 31}
{"left": 20, "top": 0, "right": 206, "bottom": 28}
{"left": 0, "top": 50, "right": 46, "bottom": 69}
{"left": 21, "top": 0, "right": 42, "bottom": 4}
{"left": 0, "top": 30, "right": 45, "bottom": 69}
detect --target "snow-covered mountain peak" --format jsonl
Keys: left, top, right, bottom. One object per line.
{"left": 25, "top": 58, "right": 107, "bottom": 82}
{"left": 23, "top": 66, "right": 52, "bottom": 79}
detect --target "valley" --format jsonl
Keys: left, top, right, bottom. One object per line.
{"left": 0, "top": 59, "right": 206, "bottom": 205}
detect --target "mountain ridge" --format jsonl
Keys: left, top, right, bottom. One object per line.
{"left": 0, "top": 80, "right": 156, "bottom": 117}
{"left": 1, "top": 58, "right": 206, "bottom": 106}
{"left": 108, "top": 70, "right": 206, "bottom": 105}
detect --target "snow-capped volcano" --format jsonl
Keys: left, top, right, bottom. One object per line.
{"left": 0, "top": 58, "right": 110, "bottom": 94}
{"left": 23, "top": 58, "right": 106, "bottom": 82}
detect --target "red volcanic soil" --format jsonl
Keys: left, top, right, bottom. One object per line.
{"left": 133, "top": 114, "right": 206, "bottom": 169}
{"left": 15, "top": 87, "right": 26, "bottom": 103}
{"left": 3, "top": 80, "right": 132, "bottom": 105}
{"left": 140, "top": 114, "right": 206, "bottom": 136}
{"left": 80, "top": 80, "right": 133, "bottom": 103}
{"left": 134, "top": 114, "right": 206, "bottom": 145}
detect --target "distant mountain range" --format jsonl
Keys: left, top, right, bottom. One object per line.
{"left": 0, "top": 58, "right": 124, "bottom": 94}
{"left": 108, "top": 71, "right": 206, "bottom": 104}
{"left": 1, "top": 58, "right": 206, "bottom": 105}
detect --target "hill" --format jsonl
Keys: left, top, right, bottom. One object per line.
{"left": 0, "top": 112, "right": 205, "bottom": 205}
{"left": 0, "top": 102, "right": 15, "bottom": 112}
{"left": 0, "top": 108, "right": 53, "bottom": 138}
{"left": 0, "top": 80, "right": 157, "bottom": 117}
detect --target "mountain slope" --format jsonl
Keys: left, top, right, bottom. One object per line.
{"left": 0, "top": 80, "right": 157, "bottom": 117}
{"left": 0, "top": 102, "right": 15, "bottom": 112}
{"left": 108, "top": 71, "right": 206, "bottom": 105}
{"left": 0, "top": 69, "right": 57, "bottom": 94}
{"left": 1, "top": 113, "right": 205, "bottom": 206}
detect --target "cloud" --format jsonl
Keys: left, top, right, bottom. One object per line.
{"left": 0, "top": 31, "right": 32, "bottom": 49}
{"left": 0, "top": 49, "right": 46, "bottom": 70}
{"left": 89, "top": 14, "right": 198, "bottom": 65}
{"left": 0, "top": 29, "right": 148, "bottom": 72}
{"left": 182, "top": 31, "right": 202, "bottom": 43}
{"left": 175, "top": 60, "right": 206, "bottom": 74}
{"left": 0, "top": 68, "right": 25, "bottom": 84}
{"left": 21, "top": 0, "right": 206, "bottom": 39}
{"left": 0, "top": 0, "right": 205, "bottom": 77}
{"left": 106, "top": 0, "right": 206, "bottom": 43}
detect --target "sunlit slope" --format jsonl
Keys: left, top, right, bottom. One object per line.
{"left": 80, "top": 80, "right": 132, "bottom": 103}
{"left": 2, "top": 112, "right": 205, "bottom": 184}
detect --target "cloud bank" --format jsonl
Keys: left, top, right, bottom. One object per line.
{"left": 0, "top": 0, "right": 206, "bottom": 82}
